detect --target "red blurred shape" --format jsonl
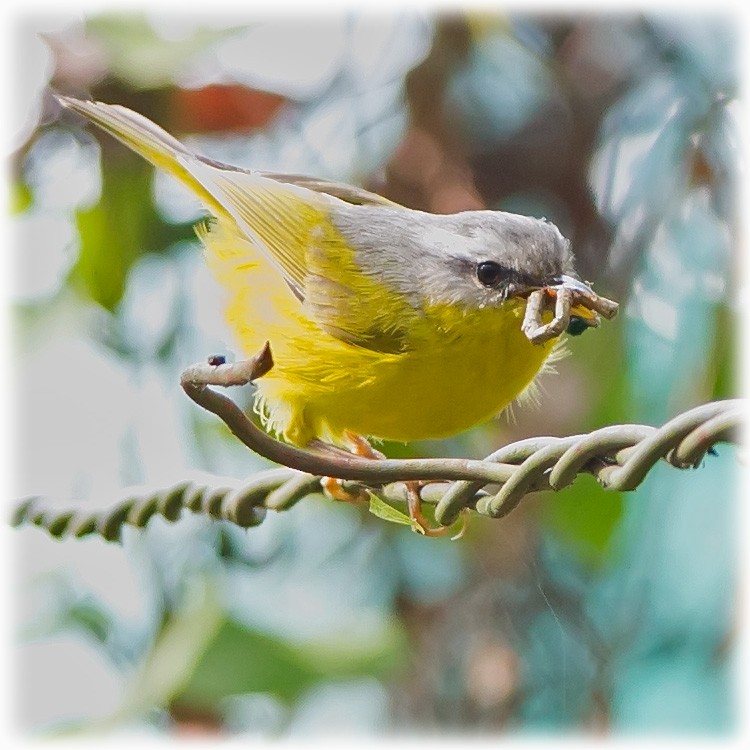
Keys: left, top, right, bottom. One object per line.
{"left": 173, "top": 85, "right": 287, "bottom": 133}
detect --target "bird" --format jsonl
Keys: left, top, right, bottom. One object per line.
{"left": 57, "top": 95, "right": 601, "bottom": 532}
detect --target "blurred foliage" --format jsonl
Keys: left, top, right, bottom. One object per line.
{"left": 11, "top": 9, "right": 739, "bottom": 738}
{"left": 86, "top": 15, "right": 237, "bottom": 90}
{"left": 74, "top": 159, "right": 184, "bottom": 310}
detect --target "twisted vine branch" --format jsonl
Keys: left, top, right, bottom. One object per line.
{"left": 11, "top": 345, "right": 745, "bottom": 542}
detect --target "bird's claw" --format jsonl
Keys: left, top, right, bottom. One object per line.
{"left": 405, "top": 481, "right": 453, "bottom": 536}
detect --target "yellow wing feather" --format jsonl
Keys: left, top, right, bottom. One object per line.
{"left": 180, "top": 160, "right": 327, "bottom": 297}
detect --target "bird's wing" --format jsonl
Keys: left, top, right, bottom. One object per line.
{"left": 257, "top": 172, "right": 403, "bottom": 207}
{"left": 184, "top": 160, "right": 417, "bottom": 353}
{"left": 195, "top": 156, "right": 403, "bottom": 207}
{"left": 179, "top": 159, "right": 328, "bottom": 300}
{"left": 58, "top": 96, "right": 415, "bottom": 353}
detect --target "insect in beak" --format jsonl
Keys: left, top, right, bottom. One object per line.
{"left": 520, "top": 275, "right": 619, "bottom": 344}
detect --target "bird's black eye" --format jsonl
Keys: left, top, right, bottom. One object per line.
{"left": 476, "top": 261, "right": 505, "bottom": 287}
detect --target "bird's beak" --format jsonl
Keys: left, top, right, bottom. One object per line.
{"left": 506, "top": 280, "right": 544, "bottom": 300}
{"left": 507, "top": 274, "right": 599, "bottom": 320}
{"left": 549, "top": 275, "right": 599, "bottom": 320}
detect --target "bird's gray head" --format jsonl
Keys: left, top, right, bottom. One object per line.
{"left": 333, "top": 206, "right": 578, "bottom": 311}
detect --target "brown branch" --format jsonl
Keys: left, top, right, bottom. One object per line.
{"left": 180, "top": 344, "right": 521, "bottom": 487}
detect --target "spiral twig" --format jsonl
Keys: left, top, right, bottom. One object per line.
{"left": 10, "top": 347, "right": 744, "bottom": 542}
{"left": 11, "top": 470, "right": 322, "bottom": 542}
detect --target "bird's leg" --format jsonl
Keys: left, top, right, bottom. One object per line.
{"left": 320, "top": 476, "right": 369, "bottom": 504}
{"left": 343, "top": 430, "right": 386, "bottom": 460}
{"left": 340, "top": 433, "right": 452, "bottom": 535}
{"left": 316, "top": 431, "right": 383, "bottom": 504}
{"left": 316, "top": 433, "right": 451, "bottom": 535}
{"left": 342, "top": 434, "right": 454, "bottom": 535}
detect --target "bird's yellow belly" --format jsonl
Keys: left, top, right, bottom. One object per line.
{"left": 255, "top": 302, "right": 554, "bottom": 445}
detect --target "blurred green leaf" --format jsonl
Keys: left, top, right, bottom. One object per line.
{"left": 87, "top": 15, "right": 236, "bottom": 90}
{"left": 177, "top": 614, "right": 406, "bottom": 710}
{"left": 62, "top": 600, "right": 114, "bottom": 645}
{"left": 299, "top": 617, "right": 406, "bottom": 678}
{"left": 10, "top": 179, "right": 33, "bottom": 214}
{"left": 541, "top": 478, "right": 623, "bottom": 566}
{"left": 568, "top": 313, "right": 630, "bottom": 426}
{"left": 709, "top": 304, "right": 736, "bottom": 401}
{"left": 73, "top": 160, "right": 152, "bottom": 311}
{"left": 177, "top": 619, "right": 319, "bottom": 708}
{"left": 73, "top": 156, "right": 192, "bottom": 311}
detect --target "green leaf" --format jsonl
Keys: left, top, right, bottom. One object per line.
{"left": 176, "top": 612, "right": 407, "bottom": 710}
{"left": 367, "top": 491, "right": 415, "bottom": 529}
{"left": 177, "top": 619, "right": 320, "bottom": 708}
{"left": 72, "top": 154, "right": 192, "bottom": 311}
{"left": 298, "top": 617, "right": 407, "bottom": 678}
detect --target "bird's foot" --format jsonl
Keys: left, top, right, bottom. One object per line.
{"left": 317, "top": 434, "right": 465, "bottom": 537}
{"left": 405, "top": 481, "right": 454, "bottom": 537}
{"left": 318, "top": 432, "right": 382, "bottom": 504}
{"left": 320, "top": 476, "right": 369, "bottom": 504}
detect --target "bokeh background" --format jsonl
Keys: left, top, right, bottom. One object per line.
{"left": 9, "top": 9, "right": 741, "bottom": 738}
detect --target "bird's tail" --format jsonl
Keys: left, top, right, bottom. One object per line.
{"left": 57, "top": 95, "right": 228, "bottom": 219}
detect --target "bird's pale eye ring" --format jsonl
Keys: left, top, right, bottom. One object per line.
{"left": 476, "top": 261, "right": 506, "bottom": 287}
